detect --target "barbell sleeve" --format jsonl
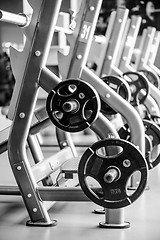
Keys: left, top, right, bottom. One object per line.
{"left": 0, "top": 10, "right": 73, "bottom": 34}
{"left": 103, "top": 168, "right": 119, "bottom": 183}
{"left": 0, "top": 10, "right": 30, "bottom": 27}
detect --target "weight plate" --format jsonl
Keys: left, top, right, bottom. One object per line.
{"left": 123, "top": 71, "right": 149, "bottom": 106}
{"left": 46, "top": 79, "right": 101, "bottom": 132}
{"left": 101, "top": 75, "right": 131, "bottom": 115}
{"left": 143, "top": 119, "right": 160, "bottom": 169}
{"left": 78, "top": 138, "right": 148, "bottom": 209}
{"left": 139, "top": 69, "right": 160, "bottom": 89}
{"left": 119, "top": 120, "right": 160, "bottom": 169}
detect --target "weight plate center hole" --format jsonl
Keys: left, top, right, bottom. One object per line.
{"left": 104, "top": 167, "right": 121, "bottom": 183}
{"left": 62, "top": 99, "right": 80, "bottom": 113}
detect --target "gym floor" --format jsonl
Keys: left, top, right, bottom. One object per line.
{"left": 0, "top": 115, "right": 160, "bottom": 240}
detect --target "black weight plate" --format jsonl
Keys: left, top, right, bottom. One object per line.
{"left": 119, "top": 120, "right": 160, "bottom": 169}
{"left": 78, "top": 138, "right": 148, "bottom": 209}
{"left": 143, "top": 119, "right": 160, "bottom": 169}
{"left": 123, "top": 71, "right": 149, "bottom": 106}
{"left": 46, "top": 79, "right": 100, "bottom": 132}
{"left": 139, "top": 69, "right": 160, "bottom": 88}
{"left": 101, "top": 75, "right": 131, "bottom": 115}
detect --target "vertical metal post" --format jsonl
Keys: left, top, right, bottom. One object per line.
{"left": 99, "top": 208, "right": 130, "bottom": 228}
{"left": 8, "top": 0, "right": 63, "bottom": 226}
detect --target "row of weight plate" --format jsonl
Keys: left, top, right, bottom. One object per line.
{"left": 46, "top": 71, "right": 151, "bottom": 131}
{"left": 101, "top": 71, "right": 150, "bottom": 114}
{"left": 101, "top": 71, "right": 160, "bottom": 171}
{"left": 101, "top": 70, "right": 160, "bottom": 114}
{"left": 76, "top": 69, "right": 160, "bottom": 208}
{"left": 45, "top": 73, "right": 160, "bottom": 209}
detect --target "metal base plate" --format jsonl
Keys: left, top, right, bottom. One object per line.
{"left": 26, "top": 219, "right": 57, "bottom": 227}
{"left": 99, "top": 221, "right": 130, "bottom": 229}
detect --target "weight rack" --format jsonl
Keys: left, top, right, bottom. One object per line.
{"left": 0, "top": 0, "right": 150, "bottom": 229}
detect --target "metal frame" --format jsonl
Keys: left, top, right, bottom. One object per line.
{"left": 57, "top": 7, "right": 145, "bottom": 155}
{"left": 2, "top": 0, "right": 66, "bottom": 226}
{"left": 146, "top": 31, "right": 160, "bottom": 78}
{"left": 130, "top": 27, "right": 160, "bottom": 113}
{"left": 116, "top": 17, "right": 160, "bottom": 118}
{"left": 98, "top": 8, "right": 129, "bottom": 76}
{"left": 135, "top": 27, "right": 156, "bottom": 71}
{"left": 118, "top": 15, "right": 142, "bottom": 72}
{"left": 56, "top": 7, "right": 146, "bottom": 195}
{"left": 0, "top": 0, "right": 148, "bottom": 228}
{"left": 78, "top": 10, "right": 160, "bottom": 189}
{"left": 0, "top": 0, "right": 106, "bottom": 227}
{"left": 96, "top": 12, "right": 160, "bottom": 122}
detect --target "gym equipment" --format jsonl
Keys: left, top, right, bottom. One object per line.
{"left": 138, "top": 90, "right": 160, "bottom": 122}
{"left": 97, "top": 8, "right": 129, "bottom": 77}
{"left": 134, "top": 27, "right": 160, "bottom": 79}
{"left": 58, "top": 5, "right": 146, "bottom": 158}
{"left": 88, "top": 11, "right": 152, "bottom": 114}
{"left": 120, "top": 21, "right": 160, "bottom": 88}
{"left": 118, "top": 123, "right": 153, "bottom": 166}
{"left": 0, "top": 0, "right": 75, "bottom": 227}
{"left": 143, "top": 119, "right": 160, "bottom": 169}
{"left": 78, "top": 138, "right": 148, "bottom": 209}
{"left": 100, "top": 75, "right": 131, "bottom": 115}
{"left": 55, "top": 112, "right": 121, "bottom": 188}
{"left": 130, "top": 28, "right": 160, "bottom": 114}
{"left": 115, "top": 19, "right": 160, "bottom": 88}
{"left": 146, "top": 31, "right": 160, "bottom": 79}
{"left": 122, "top": 71, "right": 149, "bottom": 106}
{"left": 86, "top": 8, "right": 129, "bottom": 77}
{"left": 0, "top": 0, "right": 150, "bottom": 229}
{"left": 81, "top": 67, "right": 145, "bottom": 155}
{"left": 118, "top": 15, "right": 142, "bottom": 73}
{"left": 46, "top": 79, "right": 100, "bottom": 132}
{"left": 119, "top": 119, "right": 160, "bottom": 169}
{"left": 139, "top": 69, "right": 160, "bottom": 89}
{"left": 88, "top": 11, "right": 160, "bottom": 118}
{"left": 87, "top": 10, "right": 160, "bottom": 188}
{"left": 96, "top": 15, "right": 151, "bottom": 108}
{"left": 109, "top": 16, "right": 160, "bottom": 123}
{"left": 0, "top": 0, "right": 106, "bottom": 227}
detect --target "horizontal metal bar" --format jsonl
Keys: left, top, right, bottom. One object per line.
{"left": 38, "top": 186, "right": 89, "bottom": 201}
{"left": 0, "top": 10, "right": 72, "bottom": 34}
{"left": 29, "top": 118, "right": 51, "bottom": 135}
{"left": 55, "top": 25, "right": 72, "bottom": 34}
{"left": 0, "top": 185, "right": 89, "bottom": 202}
{"left": 0, "top": 107, "right": 50, "bottom": 150}
{"left": 0, "top": 185, "right": 20, "bottom": 195}
{"left": 0, "top": 10, "right": 30, "bottom": 27}
{"left": 0, "top": 118, "right": 50, "bottom": 153}
{"left": 0, "top": 142, "right": 8, "bottom": 154}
